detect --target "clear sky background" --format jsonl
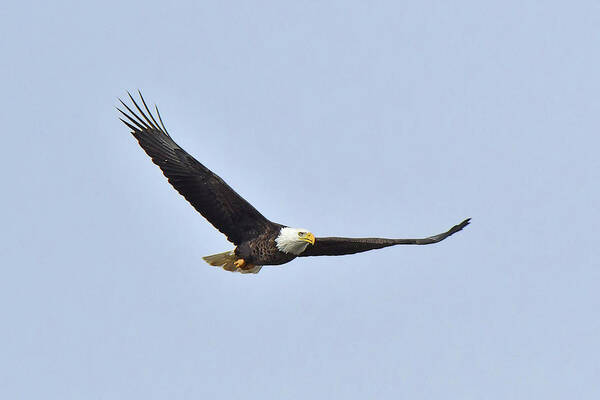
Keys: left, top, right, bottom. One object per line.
{"left": 1, "top": 1, "right": 599, "bottom": 399}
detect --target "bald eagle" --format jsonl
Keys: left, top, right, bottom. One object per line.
{"left": 118, "top": 92, "right": 470, "bottom": 274}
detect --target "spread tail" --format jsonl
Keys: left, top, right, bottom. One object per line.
{"left": 202, "top": 250, "right": 262, "bottom": 274}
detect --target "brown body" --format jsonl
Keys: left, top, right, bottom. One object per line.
{"left": 235, "top": 227, "right": 297, "bottom": 266}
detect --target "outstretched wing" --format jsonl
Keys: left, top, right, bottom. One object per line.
{"left": 118, "top": 91, "right": 276, "bottom": 245}
{"left": 299, "top": 218, "right": 470, "bottom": 257}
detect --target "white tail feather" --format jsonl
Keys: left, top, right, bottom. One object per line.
{"left": 202, "top": 250, "right": 262, "bottom": 274}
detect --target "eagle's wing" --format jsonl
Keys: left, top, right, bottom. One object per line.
{"left": 299, "top": 218, "right": 470, "bottom": 257}
{"left": 118, "top": 92, "right": 275, "bottom": 245}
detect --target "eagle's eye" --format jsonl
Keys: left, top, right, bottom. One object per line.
{"left": 298, "top": 232, "right": 305, "bottom": 236}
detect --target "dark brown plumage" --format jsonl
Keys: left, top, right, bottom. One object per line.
{"left": 118, "top": 92, "right": 470, "bottom": 273}
{"left": 299, "top": 219, "right": 471, "bottom": 257}
{"left": 117, "top": 92, "right": 277, "bottom": 245}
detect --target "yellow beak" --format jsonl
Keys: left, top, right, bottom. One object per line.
{"left": 302, "top": 232, "right": 315, "bottom": 245}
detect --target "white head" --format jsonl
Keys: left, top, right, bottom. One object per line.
{"left": 275, "top": 227, "right": 316, "bottom": 255}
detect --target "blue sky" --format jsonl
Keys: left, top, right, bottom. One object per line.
{"left": 1, "top": 1, "right": 599, "bottom": 398}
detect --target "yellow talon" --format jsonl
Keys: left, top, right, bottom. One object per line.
{"left": 234, "top": 259, "right": 246, "bottom": 268}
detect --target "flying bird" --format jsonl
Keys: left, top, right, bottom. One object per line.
{"left": 118, "top": 92, "right": 470, "bottom": 274}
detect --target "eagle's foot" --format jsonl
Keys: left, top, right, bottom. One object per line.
{"left": 234, "top": 258, "right": 258, "bottom": 272}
